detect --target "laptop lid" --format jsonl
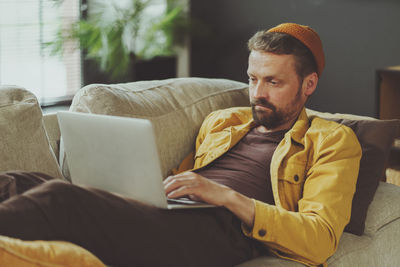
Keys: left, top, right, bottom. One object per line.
{"left": 57, "top": 111, "right": 215, "bottom": 210}
{"left": 57, "top": 111, "right": 170, "bottom": 208}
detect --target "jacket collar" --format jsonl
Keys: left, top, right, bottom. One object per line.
{"left": 240, "top": 107, "right": 309, "bottom": 144}
{"left": 286, "top": 107, "right": 309, "bottom": 145}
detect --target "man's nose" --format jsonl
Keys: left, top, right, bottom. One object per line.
{"left": 252, "top": 82, "right": 268, "bottom": 99}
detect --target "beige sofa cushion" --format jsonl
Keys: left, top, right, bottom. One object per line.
{"left": 0, "top": 86, "right": 63, "bottom": 179}
{"left": 364, "top": 182, "right": 400, "bottom": 236}
{"left": 65, "top": 78, "right": 249, "bottom": 178}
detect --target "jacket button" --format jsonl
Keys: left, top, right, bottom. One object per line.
{"left": 258, "top": 229, "right": 266, "bottom": 237}
{"left": 294, "top": 175, "right": 299, "bottom": 182}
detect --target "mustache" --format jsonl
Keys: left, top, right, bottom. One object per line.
{"left": 250, "top": 98, "right": 276, "bottom": 111}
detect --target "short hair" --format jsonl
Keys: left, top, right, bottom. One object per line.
{"left": 247, "top": 31, "right": 318, "bottom": 79}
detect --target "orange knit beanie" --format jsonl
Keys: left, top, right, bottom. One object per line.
{"left": 268, "top": 23, "right": 325, "bottom": 76}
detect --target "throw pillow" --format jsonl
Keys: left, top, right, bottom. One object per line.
{"left": 0, "top": 86, "right": 63, "bottom": 179}
{"left": 331, "top": 118, "right": 399, "bottom": 235}
{"left": 0, "top": 235, "right": 105, "bottom": 267}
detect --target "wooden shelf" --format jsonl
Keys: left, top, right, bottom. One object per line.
{"left": 377, "top": 66, "right": 400, "bottom": 120}
{"left": 377, "top": 67, "right": 400, "bottom": 179}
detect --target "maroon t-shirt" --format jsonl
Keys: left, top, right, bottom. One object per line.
{"left": 194, "top": 127, "right": 287, "bottom": 204}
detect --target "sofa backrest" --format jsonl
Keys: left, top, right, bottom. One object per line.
{"left": 0, "top": 85, "right": 63, "bottom": 179}
{"left": 67, "top": 77, "right": 250, "bottom": 177}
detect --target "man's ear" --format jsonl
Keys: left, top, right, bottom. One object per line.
{"left": 302, "top": 72, "right": 318, "bottom": 96}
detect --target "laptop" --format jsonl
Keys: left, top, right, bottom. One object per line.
{"left": 57, "top": 111, "right": 215, "bottom": 209}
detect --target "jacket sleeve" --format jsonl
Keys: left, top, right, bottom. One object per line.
{"left": 242, "top": 125, "right": 362, "bottom": 266}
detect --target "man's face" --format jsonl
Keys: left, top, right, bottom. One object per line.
{"left": 247, "top": 50, "right": 308, "bottom": 132}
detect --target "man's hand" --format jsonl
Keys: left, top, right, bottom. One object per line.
{"left": 163, "top": 171, "right": 231, "bottom": 206}
{"left": 163, "top": 171, "right": 256, "bottom": 228}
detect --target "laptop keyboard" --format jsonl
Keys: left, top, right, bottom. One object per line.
{"left": 167, "top": 197, "right": 206, "bottom": 205}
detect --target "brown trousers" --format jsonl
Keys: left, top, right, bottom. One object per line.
{"left": 0, "top": 171, "right": 259, "bottom": 267}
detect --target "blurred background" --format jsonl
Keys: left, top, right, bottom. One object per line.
{"left": 1, "top": 0, "right": 399, "bottom": 118}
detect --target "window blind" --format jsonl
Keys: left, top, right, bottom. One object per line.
{"left": 0, "top": 0, "right": 81, "bottom": 105}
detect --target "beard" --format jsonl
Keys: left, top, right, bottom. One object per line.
{"left": 250, "top": 85, "right": 303, "bottom": 130}
{"left": 251, "top": 99, "right": 285, "bottom": 129}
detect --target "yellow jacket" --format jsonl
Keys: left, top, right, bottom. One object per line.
{"left": 174, "top": 107, "right": 362, "bottom": 266}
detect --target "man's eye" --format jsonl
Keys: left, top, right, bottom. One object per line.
{"left": 270, "top": 80, "right": 278, "bottom": 85}
{"left": 248, "top": 77, "right": 256, "bottom": 83}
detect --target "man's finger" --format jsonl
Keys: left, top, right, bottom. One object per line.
{"left": 164, "top": 176, "right": 197, "bottom": 195}
{"left": 163, "top": 171, "right": 194, "bottom": 185}
{"left": 167, "top": 185, "right": 195, "bottom": 198}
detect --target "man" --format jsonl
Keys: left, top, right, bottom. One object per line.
{"left": 164, "top": 22, "right": 361, "bottom": 265}
{"left": 0, "top": 23, "right": 361, "bottom": 267}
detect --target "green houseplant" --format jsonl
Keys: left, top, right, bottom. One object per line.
{"left": 48, "top": 0, "right": 190, "bottom": 81}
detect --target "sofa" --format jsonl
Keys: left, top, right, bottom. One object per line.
{"left": 1, "top": 77, "right": 400, "bottom": 267}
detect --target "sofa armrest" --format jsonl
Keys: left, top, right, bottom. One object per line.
{"left": 43, "top": 113, "right": 61, "bottom": 163}
{"left": 364, "top": 182, "right": 400, "bottom": 236}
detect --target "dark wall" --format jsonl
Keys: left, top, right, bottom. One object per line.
{"left": 190, "top": 0, "right": 400, "bottom": 117}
